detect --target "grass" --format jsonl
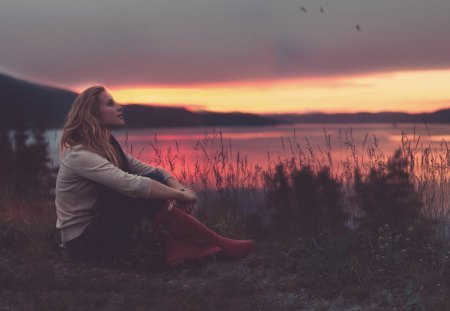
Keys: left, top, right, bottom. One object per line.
{"left": 2, "top": 126, "right": 450, "bottom": 309}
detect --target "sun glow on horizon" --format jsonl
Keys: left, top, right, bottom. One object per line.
{"left": 107, "top": 69, "right": 450, "bottom": 114}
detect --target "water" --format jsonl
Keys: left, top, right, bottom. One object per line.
{"left": 46, "top": 123, "right": 450, "bottom": 172}
{"left": 45, "top": 123, "right": 450, "bottom": 236}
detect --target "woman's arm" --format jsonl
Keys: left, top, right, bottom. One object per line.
{"left": 150, "top": 180, "right": 197, "bottom": 203}
{"left": 126, "top": 153, "right": 196, "bottom": 200}
{"left": 165, "top": 176, "right": 187, "bottom": 190}
{"left": 124, "top": 150, "right": 197, "bottom": 203}
{"left": 66, "top": 146, "right": 195, "bottom": 202}
{"left": 165, "top": 176, "right": 197, "bottom": 213}
{"left": 125, "top": 153, "right": 173, "bottom": 181}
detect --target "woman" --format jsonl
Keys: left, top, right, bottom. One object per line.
{"left": 55, "top": 86, "right": 254, "bottom": 266}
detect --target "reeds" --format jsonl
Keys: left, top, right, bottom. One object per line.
{"left": 3, "top": 125, "right": 450, "bottom": 241}
{"left": 128, "top": 127, "right": 450, "bottom": 240}
{"left": 2, "top": 126, "right": 450, "bottom": 309}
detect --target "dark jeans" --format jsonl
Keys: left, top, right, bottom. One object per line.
{"left": 65, "top": 172, "right": 167, "bottom": 262}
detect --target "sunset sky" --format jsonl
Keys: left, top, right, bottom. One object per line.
{"left": 1, "top": 0, "right": 449, "bottom": 114}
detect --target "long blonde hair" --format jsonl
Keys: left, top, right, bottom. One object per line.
{"left": 60, "top": 86, "right": 121, "bottom": 167}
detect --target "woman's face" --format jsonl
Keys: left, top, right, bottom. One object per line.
{"left": 97, "top": 91, "right": 125, "bottom": 128}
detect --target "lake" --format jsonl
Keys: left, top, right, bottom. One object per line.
{"left": 46, "top": 123, "right": 450, "bottom": 174}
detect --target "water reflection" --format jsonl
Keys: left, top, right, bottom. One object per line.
{"left": 46, "top": 123, "right": 450, "bottom": 174}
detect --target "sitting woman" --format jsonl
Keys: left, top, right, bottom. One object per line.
{"left": 55, "top": 86, "right": 254, "bottom": 266}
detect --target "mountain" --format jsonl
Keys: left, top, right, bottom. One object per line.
{"left": 0, "top": 73, "right": 77, "bottom": 129}
{"left": 0, "top": 73, "right": 280, "bottom": 129}
{"left": 270, "top": 110, "right": 450, "bottom": 124}
{"left": 427, "top": 109, "right": 450, "bottom": 123}
{"left": 124, "top": 105, "right": 279, "bottom": 128}
{"left": 1, "top": 72, "right": 449, "bottom": 129}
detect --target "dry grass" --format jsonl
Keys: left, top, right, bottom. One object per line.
{"left": 2, "top": 127, "right": 450, "bottom": 309}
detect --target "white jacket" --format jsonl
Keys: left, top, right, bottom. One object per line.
{"left": 55, "top": 144, "right": 172, "bottom": 243}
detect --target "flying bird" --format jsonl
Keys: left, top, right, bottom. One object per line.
{"left": 320, "top": 6, "right": 324, "bottom": 13}
{"left": 356, "top": 24, "right": 361, "bottom": 32}
{"left": 300, "top": 6, "right": 307, "bottom": 13}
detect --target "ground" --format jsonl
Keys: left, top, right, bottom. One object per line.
{"left": 0, "top": 241, "right": 385, "bottom": 311}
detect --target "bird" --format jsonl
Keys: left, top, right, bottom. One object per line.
{"left": 300, "top": 6, "right": 307, "bottom": 13}
{"left": 356, "top": 24, "right": 361, "bottom": 31}
{"left": 320, "top": 6, "right": 324, "bottom": 13}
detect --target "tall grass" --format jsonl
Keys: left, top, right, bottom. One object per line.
{"left": 3, "top": 125, "right": 450, "bottom": 242}
{"left": 127, "top": 127, "right": 450, "bottom": 240}
{"left": 143, "top": 129, "right": 268, "bottom": 237}
{"left": 132, "top": 128, "right": 450, "bottom": 308}
{"left": 2, "top": 125, "right": 450, "bottom": 309}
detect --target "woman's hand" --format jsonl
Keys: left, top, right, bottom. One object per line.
{"left": 176, "top": 201, "right": 196, "bottom": 214}
{"left": 179, "top": 189, "right": 197, "bottom": 204}
{"left": 175, "top": 188, "right": 197, "bottom": 213}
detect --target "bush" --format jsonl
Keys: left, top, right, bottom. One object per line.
{"left": 265, "top": 163, "right": 347, "bottom": 239}
{"left": 355, "top": 149, "right": 428, "bottom": 235}
{"left": 0, "top": 117, "right": 53, "bottom": 201}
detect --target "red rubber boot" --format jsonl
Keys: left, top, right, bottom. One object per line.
{"left": 163, "top": 234, "right": 222, "bottom": 267}
{"left": 153, "top": 202, "right": 222, "bottom": 266}
{"left": 154, "top": 204, "right": 255, "bottom": 260}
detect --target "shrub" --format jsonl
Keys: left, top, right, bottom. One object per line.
{"left": 265, "top": 163, "right": 347, "bottom": 239}
{"left": 355, "top": 149, "right": 427, "bottom": 235}
{"left": 0, "top": 117, "right": 53, "bottom": 200}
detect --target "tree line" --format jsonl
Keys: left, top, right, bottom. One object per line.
{"left": 0, "top": 116, "right": 53, "bottom": 201}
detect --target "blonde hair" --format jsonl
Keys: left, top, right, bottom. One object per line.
{"left": 60, "top": 86, "right": 121, "bottom": 167}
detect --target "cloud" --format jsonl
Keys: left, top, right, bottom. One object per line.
{"left": 1, "top": 0, "right": 450, "bottom": 88}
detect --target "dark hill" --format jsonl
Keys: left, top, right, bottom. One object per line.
{"left": 270, "top": 110, "right": 450, "bottom": 124}
{"left": 0, "top": 73, "right": 280, "bottom": 129}
{"left": 428, "top": 109, "right": 450, "bottom": 123}
{"left": 121, "top": 105, "right": 200, "bottom": 128}
{"left": 124, "top": 105, "right": 279, "bottom": 128}
{"left": 2, "top": 72, "right": 449, "bottom": 129}
{"left": 0, "top": 73, "right": 77, "bottom": 129}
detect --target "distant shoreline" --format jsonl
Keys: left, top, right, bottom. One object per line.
{"left": 2, "top": 72, "right": 450, "bottom": 129}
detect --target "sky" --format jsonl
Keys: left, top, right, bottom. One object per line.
{"left": 1, "top": 0, "right": 450, "bottom": 114}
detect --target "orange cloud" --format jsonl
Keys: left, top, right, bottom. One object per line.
{"left": 109, "top": 69, "right": 450, "bottom": 114}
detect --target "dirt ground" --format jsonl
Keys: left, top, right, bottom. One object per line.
{"left": 0, "top": 242, "right": 386, "bottom": 311}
